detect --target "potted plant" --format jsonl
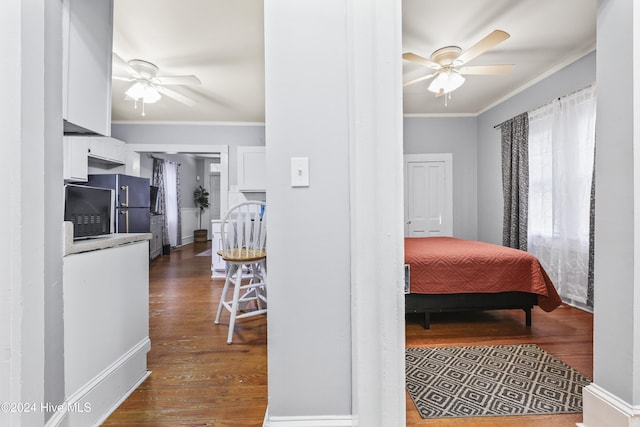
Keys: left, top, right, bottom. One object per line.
{"left": 193, "top": 185, "right": 210, "bottom": 242}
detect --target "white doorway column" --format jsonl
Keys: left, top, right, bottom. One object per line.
{"left": 264, "top": 0, "right": 404, "bottom": 426}
{"left": 581, "top": 1, "right": 640, "bottom": 426}
{"left": 1, "top": 0, "right": 63, "bottom": 426}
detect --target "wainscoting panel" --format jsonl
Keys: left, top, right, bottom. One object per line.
{"left": 181, "top": 207, "right": 199, "bottom": 245}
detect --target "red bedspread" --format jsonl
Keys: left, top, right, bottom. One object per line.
{"left": 404, "top": 237, "right": 562, "bottom": 312}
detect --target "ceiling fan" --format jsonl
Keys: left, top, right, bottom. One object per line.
{"left": 112, "top": 53, "right": 201, "bottom": 116}
{"left": 403, "top": 30, "right": 513, "bottom": 101}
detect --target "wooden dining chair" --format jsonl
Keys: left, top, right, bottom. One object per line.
{"left": 214, "top": 201, "right": 267, "bottom": 344}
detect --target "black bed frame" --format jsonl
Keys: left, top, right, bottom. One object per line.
{"left": 405, "top": 291, "right": 538, "bottom": 329}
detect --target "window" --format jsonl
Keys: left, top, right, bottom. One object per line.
{"left": 527, "top": 85, "right": 596, "bottom": 306}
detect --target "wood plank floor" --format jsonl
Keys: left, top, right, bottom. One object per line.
{"left": 102, "top": 241, "right": 268, "bottom": 427}
{"left": 405, "top": 306, "right": 593, "bottom": 426}
{"left": 103, "top": 241, "right": 593, "bottom": 427}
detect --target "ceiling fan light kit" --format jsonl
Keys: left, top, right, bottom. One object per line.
{"left": 403, "top": 30, "right": 513, "bottom": 104}
{"left": 125, "top": 80, "right": 161, "bottom": 104}
{"left": 123, "top": 59, "right": 162, "bottom": 116}
{"left": 112, "top": 53, "right": 202, "bottom": 116}
{"left": 428, "top": 68, "right": 465, "bottom": 94}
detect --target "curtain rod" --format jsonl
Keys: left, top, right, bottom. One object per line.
{"left": 148, "top": 153, "right": 181, "bottom": 166}
{"left": 493, "top": 112, "right": 529, "bottom": 129}
{"left": 492, "top": 82, "right": 596, "bottom": 129}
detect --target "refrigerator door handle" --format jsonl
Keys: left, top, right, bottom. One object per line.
{"left": 120, "top": 185, "right": 129, "bottom": 207}
{"left": 120, "top": 210, "right": 129, "bottom": 233}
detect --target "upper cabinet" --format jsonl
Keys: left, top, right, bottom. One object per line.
{"left": 62, "top": 0, "right": 114, "bottom": 136}
{"left": 88, "top": 137, "right": 125, "bottom": 165}
{"left": 237, "top": 146, "right": 266, "bottom": 192}
{"left": 63, "top": 136, "right": 125, "bottom": 182}
{"left": 63, "top": 136, "right": 89, "bottom": 182}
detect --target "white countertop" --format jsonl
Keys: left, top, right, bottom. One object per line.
{"left": 64, "top": 221, "right": 151, "bottom": 256}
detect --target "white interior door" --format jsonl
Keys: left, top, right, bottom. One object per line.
{"left": 209, "top": 172, "right": 221, "bottom": 220}
{"left": 204, "top": 155, "right": 228, "bottom": 240}
{"left": 404, "top": 154, "right": 453, "bottom": 237}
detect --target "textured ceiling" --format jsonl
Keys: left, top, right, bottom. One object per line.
{"left": 111, "top": 0, "right": 596, "bottom": 123}
{"left": 402, "top": 0, "right": 596, "bottom": 116}
{"left": 112, "top": 0, "right": 264, "bottom": 123}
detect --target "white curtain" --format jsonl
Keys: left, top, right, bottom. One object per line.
{"left": 163, "top": 161, "right": 179, "bottom": 247}
{"left": 527, "top": 85, "right": 596, "bottom": 305}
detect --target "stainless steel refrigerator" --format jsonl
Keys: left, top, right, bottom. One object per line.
{"left": 87, "top": 174, "right": 151, "bottom": 233}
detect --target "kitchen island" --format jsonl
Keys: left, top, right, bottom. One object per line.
{"left": 60, "top": 222, "right": 151, "bottom": 427}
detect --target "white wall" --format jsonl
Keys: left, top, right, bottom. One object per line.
{"left": 403, "top": 117, "right": 478, "bottom": 239}
{"left": 264, "top": 1, "right": 405, "bottom": 425}
{"left": 264, "top": 1, "right": 352, "bottom": 417}
{"left": 590, "top": 0, "right": 639, "bottom": 410}
{"left": 1, "top": 1, "right": 64, "bottom": 426}
{"left": 476, "top": 51, "right": 597, "bottom": 244}
{"left": 43, "top": 1, "right": 66, "bottom": 418}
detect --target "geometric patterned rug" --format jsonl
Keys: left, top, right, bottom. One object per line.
{"left": 406, "top": 344, "right": 591, "bottom": 419}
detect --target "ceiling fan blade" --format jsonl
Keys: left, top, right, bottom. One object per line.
{"left": 112, "top": 52, "right": 140, "bottom": 78}
{"left": 455, "top": 30, "right": 510, "bottom": 65}
{"left": 403, "top": 73, "right": 436, "bottom": 87}
{"left": 402, "top": 52, "right": 440, "bottom": 69}
{"left": 459, "top": 64, "right": 514, "bottom": 75}
{"left": 112, "top": 76, "right": 135, "bottom": 82}
{"left": 156, "top": 86, "right": 198, "bottom": 107}
{"left": 155, "top": 75, "right": 202, "bottom": 86}
{"left": 112, "top": 52, "right": 128, "bottom": 68}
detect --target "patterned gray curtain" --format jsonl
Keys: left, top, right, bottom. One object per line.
{"left": 587, "top": 146, "right": 596, "bottom": 308}
{"left": 500, "top": 112, "right": 529, "bottom": 250}
{"left": 152, "top": 158, "right": 169, "bottom": 245}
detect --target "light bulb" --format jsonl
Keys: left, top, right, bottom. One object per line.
{"left": 428, "top": 69, "right": 465, "bottom": 94}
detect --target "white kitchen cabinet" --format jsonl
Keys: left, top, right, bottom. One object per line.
{"left": 63, "top": 136, "right": 89, "bottom": 182}
{"left": 211, "top": 220, "right": 226, "bottom": 278}
{"left": 150, "top": 215, "right": 164, "bottom": 260}
{"left": 63, "top": 240, "right": 149, "bottom": 426}
{"left": 88, "top": 137, "right": 126, "bottom": 165}
{"left": 63, "top": 136, "right": 125, "bottom": 181}
{"left": 62, "top": 0, "right": 113, "bottom": 136}
{"left": 237, "top": 146, "right": 266, "bottom": 192}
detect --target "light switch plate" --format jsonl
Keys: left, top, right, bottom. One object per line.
{"left": 291, "top": 157, "right": 309, "bottom": 187}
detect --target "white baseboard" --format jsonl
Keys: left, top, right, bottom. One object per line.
{"left": 579, "top": 383, "right": 640, "bottom": 427}
{"left": 46, "top": 338, "right": 151, "bottom": 427}
{"left": 263, "top": 407, "right": 354, "bottom": 427}
{"left": 92, "top": 369, "right": 151, "bottom": 427}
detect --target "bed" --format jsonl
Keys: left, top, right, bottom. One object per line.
{"left": 404, "top": 237, "right": 562, "bottom": 329}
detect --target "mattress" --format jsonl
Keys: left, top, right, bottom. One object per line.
{"left": 404, "top": 237, "right": 562, "bottom": 312}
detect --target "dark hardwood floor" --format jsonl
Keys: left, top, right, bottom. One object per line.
{"left": 103, "top": 242, "right": 593, "bottom": 427}
{"left": 405, "top": 306, "right": 593, "bottom": 426}
{"left": 102, "top": 242, "right": 267, "bottom": 427}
